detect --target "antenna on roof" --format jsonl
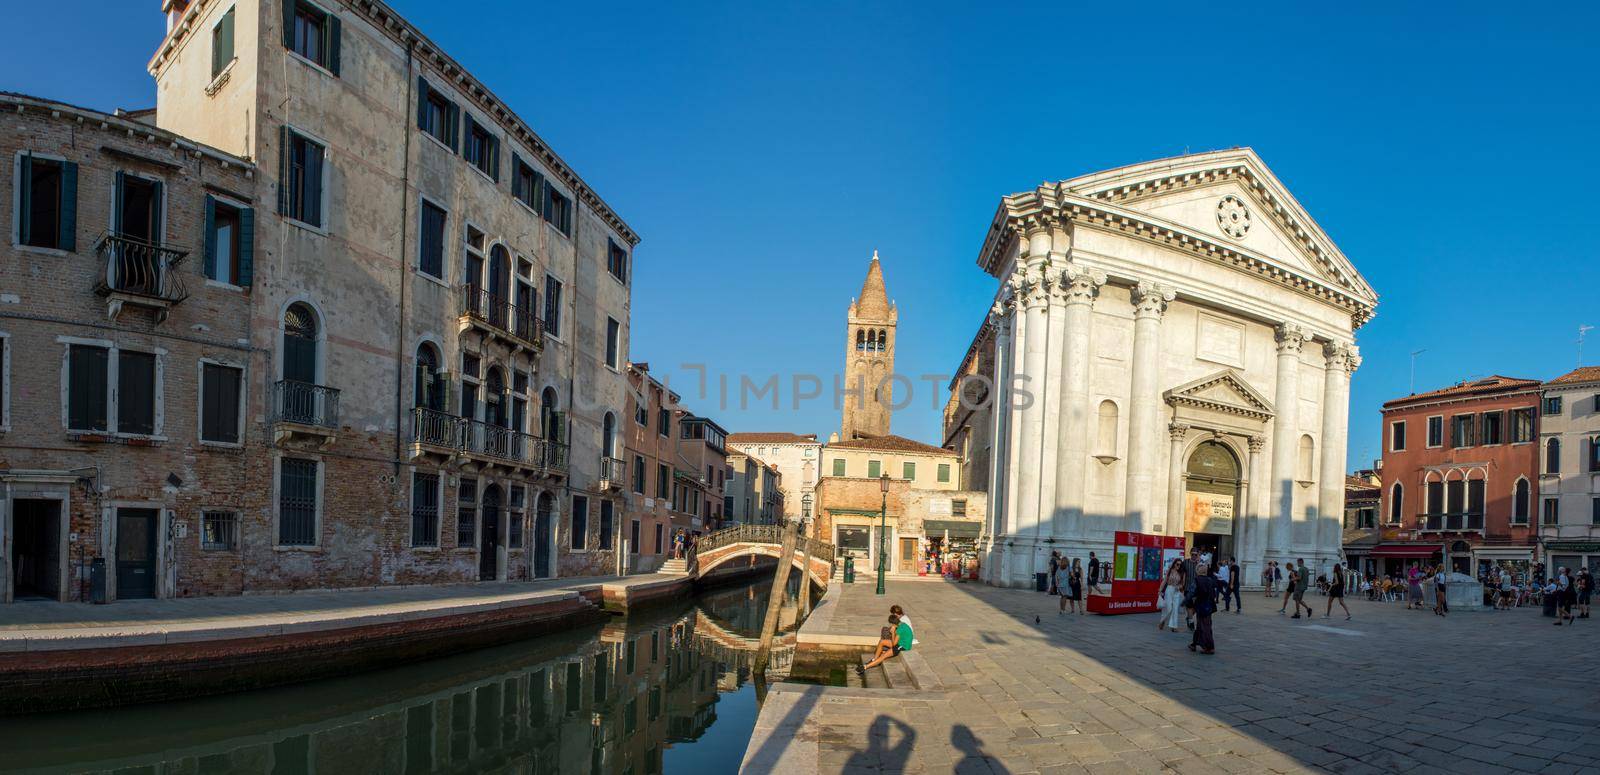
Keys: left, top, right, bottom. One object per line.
{"left": 1579, "top": 324, "right": 1594, "bottom": 367}
{"left": 1409, "top": 349, "right": 1426, "bottom": 394}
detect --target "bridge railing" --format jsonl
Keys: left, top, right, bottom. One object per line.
{"left": 688, "top": 523, "right": 835, "bottom": 573}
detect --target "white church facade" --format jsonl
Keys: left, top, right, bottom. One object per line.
{"left": 942, "top": 149, "right": 1378, "bottom": 588}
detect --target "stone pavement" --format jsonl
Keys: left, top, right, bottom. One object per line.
{"left": 744, "top": 579, "right": 1600, "bottom": 774}
{"left": 0, "top": 574, "right": 680, "bottom": 651}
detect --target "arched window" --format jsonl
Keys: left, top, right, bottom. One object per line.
{"left": 541, "top": 387, "right": 560, "bottom": 440}
{"left": 856, "top": 329, "right": 866, "bottom": 350}
{"left": 877, "top": 330, "right": 887, "bottom": 351}
{"left": 602, "top": 411, "right": 617, "bottom": 458}
{"left": 1095, "top": 400, "right": 1118, "bottom": 457}
{"left": 485, "top": 367, "right": 506, "bottom": 427}
{"left": 283, "top": 302, "right": 320, "bottom": 384}
{"left": 1513, "top": 478, "right": 1530, "bottom": 524}
{"left": 1546, "top": 438, "right": 1560, "bottom": 474}
{"left": 414, "top": 343, "right": 442, "bottom": 409}
{"left": 1389, "top": 482, "right": 1404, "bottom": 524}
{"left": 1424, "top": 473, "right": 1444, "bottom": 517}
{"left": 1296, "top": 435, "right": 1315, "bottom": 482}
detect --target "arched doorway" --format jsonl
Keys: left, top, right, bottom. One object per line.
{"left": 480, "top": 484, "right": 501, "bottom": 581}
{"left": 1183, "top": 441, "right": 1241, "bottom": 563}
{"left": 533, "top": 492, "right": 554, "bottom": 578}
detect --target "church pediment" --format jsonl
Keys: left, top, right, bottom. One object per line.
{"left": 1164, "top": 370, "right": 1275, "bottom": 422}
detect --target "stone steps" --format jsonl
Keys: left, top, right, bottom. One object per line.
{"left": 658, "top": 559, "right": 689, "bottom": 576}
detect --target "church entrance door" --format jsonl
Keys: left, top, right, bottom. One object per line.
{"left": 1183, "top": 441, "right": 1241, "bottom": 565}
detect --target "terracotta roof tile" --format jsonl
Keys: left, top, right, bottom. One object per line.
{"left": 727, "top": 432, "right": 818, "bottom": 444}
{"left": 828, "top": 433, "right": 955, "bottom": 456}
{"left": 1548, "top": 366, "right": 1600, "bottom": 385}
{"left": 1382, "top": 375, "right": 1541, "bottom": 409}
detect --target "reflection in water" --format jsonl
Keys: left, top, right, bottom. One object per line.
{"left": 1, "top": 576, "right": 805, "bottom": 775}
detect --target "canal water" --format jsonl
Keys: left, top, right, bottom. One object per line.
{"left": 1, "top": 576, "right": 807, "bottom": 775}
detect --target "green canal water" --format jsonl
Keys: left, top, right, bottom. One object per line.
{"left": 0, "top": 576, "right": 807, "bottom": 775}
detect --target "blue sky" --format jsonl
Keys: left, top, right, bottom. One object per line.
{"left": 6, "top": 1, "right": 1597, "bottom": 469}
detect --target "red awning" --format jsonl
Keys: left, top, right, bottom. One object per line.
{"left": 1368, "top": 544, "right": 1443, "bottom": 558}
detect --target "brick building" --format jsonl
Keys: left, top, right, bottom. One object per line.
{"left": 622, "top": 362, "right": 729, "bottom": 569}
{"left": 1, "top": 93, "right": 259, "bottom": 602}
{"left": 1377, "top": 376, "right": 1541, "bottom": 577}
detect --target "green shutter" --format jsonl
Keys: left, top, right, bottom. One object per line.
{"left": 511, "top": 151, "right": 523, "bottom": 200}
{"left": 277, "top": 126, "right": 290, "bottom": 215}
{"left": 446, "top": 102, "right": 459, "bottom": 152}
{"left": 327, "top": 13, "right": 341, "bottom": 76}
{"left": 58, "top": 161, "right": 76, "bottom": 252}
{"left": 203, "top": 195, "right": 217, "bottom": 279}
{"left": 149, "top": 180, "right": 164, "bottom": 244}
{"left": 460, "top": 114, "right": 473, "bottom": 160}
{"left": 238, "top": 206, "right": 254, "bottom": 286}
{"left": 489, "top": 137, "right": 500, "bottom": 182}
{"left": 16, "top": 154, "right": 30, "bottom": 245}
{"left": 112, "top": 171, "right": 125, "bottom": 234}
{"left": 282, "top": 0, "right": 296, "bottom": 49}
{"left": 416, "top": 75, "right": 429, "bottom": 130}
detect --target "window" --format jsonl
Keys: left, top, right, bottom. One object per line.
{"left": 457, "top": 478, "right": 476, "bottom": 547}
{"left": 278, "top": 457, "right": 318, "bottom": 545}
{"left": 204, "top": 197, "right": 252, "bottom": 286}
{"left": 0, "top": 335, "right": 7, "bottom": 429}
{"left": 1510, "top": 408, "right": 1535, "bottom": 443}
{"left": 833, "top": 458, "right": 846, "bottom": 477}
{"left": 202, "top": 511, "right": 238, "bottom": 550}
{"left": 658, "top": 407, "right": 670, "bottom": 437}
{"left": 512, "top": 155, "right": 542, "bottom": 211}
{"left": 200, "top": 362, "right": 243, "bottom": 444}
{"left": 952, "top": 499, "right": 967, "bottom": 517}
{"left": 411, "top": 471, "right": 440, "bottom": 547}
{"left": 508, "top": 486, "right": 525, "bottom": 549}
{"left": 15, "top": 154, "right": 76, "bottom": 251}
{"left": 67, "top": 344, "right": 158, "bottom": 436}
{"left": 1445, "top": 479, "right": 1464, "bottom": 517}
{"left": 633, "top": 455, "right": 646, "bottom": 494}
{"left": 1590, "top": 436, "right": 1600, "bottom": 472}
{"left": 463, "top": 115, "right": 499, "bottom": 180}
{"left": 1450, "top": 415, "right": 1474, "bottom": 448}
{"left": 937, "top": 463, "right": 951, "bottom": 483}
{"left": 1389, "top": 482, "right": 1404, "bottom": 524}
{"left": 1425, "top": 480, "right": 1444, "bottom": 517}
{"left": 66, "top": 344, "right": 109, "bottom": 432}
{"left": 280, "top": 128, "right": 325, "bottom": 228}
{"left": 418, "top": 199, "right": 446, "bottom": 279}
{"left": 415, "top": 78, "right": 458, "bottom": 149}
{"left": 1546, "top": 438, "right": 1561, "bottom": 475}
{"left": 1544, "top": 396, "right": 1564, "bottom": 415}
{"left": 543, "top": 275, "right": 563, "bottom": 337}
{"left": 1543, "top": 498, "right": 1559, "bottom": 526}
{"left": 1512, "top": 479, "right": 1530, "bottom": 524}
{"left": 867, "top": 460, "right": 881, "bottom": 479}
{"left": 1480, "top": 411, "right": 1503, "bottom": 445}
{"left": 1426, "top": 416, "right": 1443, "bottom": 448}
{"left": 605, "top": 318, "right": 621, "bottom": 369}
{"left": 599, "top": 500, "right": 614, "bottom": 550}
{"left": 1593, "top": 497, "right": 1600, "bottom": 526}
{"left": 543, "top": 184, "right": 572, "bottom": 236}
{"left": 571, "top": 495, "right": 589, "bottom": 550}
{"left": 1466, "top": 479, "right": 1485, "bottom": 528}
{"left": 1391, "top": 420, "right": 1407, "bottom": 451}
{"left": 1356, "top": 508, "right": 1375, "bottom": 530}
{"left": 284, "top": 0, "right": 340, "bottom": 74}
{"left": 902, "top": 462, "right": 916, "bottom": 480}
{"left": 656, "top": 463, "right": 670, "bottom": 499}
{"left": 607, "top": 239, "right": 629, "bottom": 284}
{"left": 211, "top": 6, "right": 235, "bottom": 78}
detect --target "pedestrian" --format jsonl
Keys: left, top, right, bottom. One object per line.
{"left": 1226, "top": 557, "right": 1243, "bottom": 613}
{"left": 1278, "top": 563, "right": 1297, "bottom": 615}
{"left": 1324, "top": 562, "right": 1352, "bottom": 620}
{"left": 1048, "top": 551, "right": 1061, "bottom": 595}
{"left": 1087, "top": 551, "right": 1103, "bottom": 595}
{"left": 1157, "top": 558, "right": 1186, "bottom": 632}
{"left": 1216, "top": 555, "right": 1232, "bottom": 611}
{"left": 1271, "top": 561, "right": 1283, "bottom": 597}
{"left": 1432, "top": 564, "right": 1450, "bottom": 617}
{"left": 1553, "top": 567, "right": 1575, "bottom": 625}
{"left": 1261, "top": 562, "right": 1273, "bottom": 597}
{"left": 1182, "top": 548, "right": 1200, "bottom": 630}
{"left": 1187, "top": 561, "right": 1219, "bottom": 654}
{"left": 1498, "top": 569, "right": 1514, "bottom": 610}
{"left": 1406, "top": 564, "right": 1425, "bottom": 610}
{"left": 1067, "top": 559, "right": 1084, "bottom": 615}
{"left": 1289, "top": 559, "right": 1314, "bottom": 619}
{"left": 858, "top": 624, "right": 898, "bottom": 675}
{"left": 1056, "top": 559, "right": 1072, "bottom": 616}
{"left": 1576, "top": 568, "right": 1592, "bottom": 619}
{"left": 890, "top": 604, "right": 913, "bottom": 633}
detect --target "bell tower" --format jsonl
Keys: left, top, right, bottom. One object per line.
{"left": 842, "top": 251, "right": 897, "bottom": 440}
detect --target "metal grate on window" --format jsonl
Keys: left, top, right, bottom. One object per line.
{"left": 278, "top": 458, "right": 318, "bottom": 545}
{"left": 457, "top": 477, "right": 477, "bottom": 547}
{"left": 412, "top": 472, "right": 440, "bottom": 547}
{"left": 202, "top": 511, "right": 239, "bottom": 550}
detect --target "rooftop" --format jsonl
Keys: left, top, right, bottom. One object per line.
{"left": 728, "top": 432, "right": 820, "bottom": 445}
{"left": 1547, "top": 365, "right": 1600, "bottom": 386}
{"left": 1381, "top": 375, "right": 1541, "bottom": 409}
{"left": 827, "top": 433, "right": 955, "bottom": 457}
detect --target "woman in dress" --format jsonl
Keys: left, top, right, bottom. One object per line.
{"left": 1158, "top": 558, "right": 1186, "bottom": 632}
{"left": 1406, "top": 564, "right": 1425, "bottom": 610}
{"left": 1068, "top": 558, "right": 1085, "bottom": 615}
{"left": 1324, "top": 562, "right": 1352, "bottom": 620}
{"left": 1432, "top": 564, "right": 1450, "bottom": 616}
{"left": 1056, "top": 559, "right": 1072, "bottom": 615}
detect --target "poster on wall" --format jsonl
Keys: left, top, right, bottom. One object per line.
{"left": 1184, "top": 492, "right": 1235, "bottom": 535}
{"left": 1088, "top": 531, "right": 1187, "bottom": 615}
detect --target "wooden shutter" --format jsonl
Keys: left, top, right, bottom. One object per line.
{"left": 416, "top": 75, "right": 429, "bottom": 130}
{"left": 149, "top": 179, "right": 164, "bottom": 244}
{"left": 203, "top": 195, "right": 218, "bottom": 280}
{"left": 15, "top": 154, "right": 30, "bottom": 245}
{"left": 446, "top": 102, "right": 459, "bottom": 152}
{"left": 117, "top": 351, "right": 156, "bottom": 435}
{"left": 489, "top": 137, "right": 500, "bottom": 182}
{"left": 282, "top": 0, "right": 296, "bottom": 50}
{"left": 113, "top": 171, "right": 126, "bottom": 234}
{"left": 327, "top": 13, "right": 342, "bottom": 76}
{"left": 58, "top": 161, "right": 76, "bottom": 252}
{"left": 511, "top": 152, "right": 524, "bottom": 200}
{"left": 238, "top": 206, "right": 254, "bottom": 286}
{"left": 202, "top": 363, "right": 222, "bottom": 441}
{"left": 460, "top": 114, "right": 473, "bottom": 161}
{"left": 68, "top": 345, "right": 109, "bottom": 431}
{"left": 278, "top": 126, "right": 291, "bottom": 216}
{"left": 218, "top": 365, "right": 241, "bottom": 443}
{"left": 305, "top": 140, "right": 322, "bottom": 227}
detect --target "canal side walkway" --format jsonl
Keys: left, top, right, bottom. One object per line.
{"left": 0, "top": 573, "right": 687, "bottom": 652}
{"left": 744, "top": 579, "right": 1600, "bottom": 774}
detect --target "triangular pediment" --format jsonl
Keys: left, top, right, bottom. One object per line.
{"left": 1060, "top": 149, "right": 1377, "bottom": 308}
{"left": 1164, "top": 370, "right": 1275, "bottom": 422}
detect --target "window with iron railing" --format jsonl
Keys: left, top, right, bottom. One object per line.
{"left": 202, "top": 511, "right": 238, "bottom": 551}
{"left": 411, "top": 472, "right": 439, "bottom": 548}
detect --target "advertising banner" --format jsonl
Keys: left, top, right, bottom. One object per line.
{"left": 1088, "top": 530, "right": 1186, "bottom": 615}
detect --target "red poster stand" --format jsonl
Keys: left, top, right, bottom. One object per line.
{"left": 1087, "top": 531, "right": 1186, "bottom": 615}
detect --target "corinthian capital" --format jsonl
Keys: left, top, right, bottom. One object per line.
{"left": 1021, "top": 268, "right": 1050, "bottom": 309}
{"left": 1323, "top": 340, "right": 1360, "bottom": 373}
{"left": 1247, "top": 435, "right": 1266, "bottom": 453}
{"left": 1168, "top": 423, "right": 1191, "bottom": 442}
{"left": 1131, "top": 280, "right": 1176, "bottom": 319}
{"left": 1059, "top": 266, "right": 1107, "bottom": 306}
{"left": 1275, "top": 323, "right": 1307, "bottom": 355}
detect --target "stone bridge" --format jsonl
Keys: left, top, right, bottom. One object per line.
{"left": 690, "top": 524, "right": 834, "bottom": 589}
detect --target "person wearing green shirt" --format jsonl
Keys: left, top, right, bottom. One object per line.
{"left": 893, "top": 615, "right": 913, "bottom": 653}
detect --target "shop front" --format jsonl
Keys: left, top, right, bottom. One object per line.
{"left": 1543, "top": 541, "right": 1600, "bottom": 578}
{"left": 924, "top": 519, "right": 981, "bottom": 578}
{"left": 1367, "top": 543, "right": 1442, "bottom": 579}
{"left": 1473, "top": 545, "right": 1536, "bottom": 586}
{"left": 831, "top": 511, "right": 907, "bottom": 577}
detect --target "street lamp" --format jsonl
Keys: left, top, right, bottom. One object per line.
{"left": 877, "top": 473, "right": 890, "bottom": 595}
{"left": 800, "top": 493, "right": 813, "bottom": 537}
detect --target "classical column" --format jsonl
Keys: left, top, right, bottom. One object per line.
{"left": 1318, "top": 341, "right": 1358, "bottom": 564}
{"left": 1165, "top": 423, "right": 1191, "bottom": 537}
{"left": 983, "top": 294, "right": 1012, "bottom": 556}
{"left": 1000, "top": 268, "right": 1027, "bottom": 586}
{"left": 1054, "top": 267, "right": 1104, "bottom": 541}
{"left": 1244, "top": 435, "right": 1267, "bottom": 578}
{"left": 1011, "top": 226, "right": 1053, "bottom": 576}
{"left": 1268, "top": 323, "right": 1306, "bottom": 561}
{"left": 1124, "top": 281, "right": 1175, "bottom": 535}
{"left": 1038, "top": 248, "right": 1070, "bottom": 540}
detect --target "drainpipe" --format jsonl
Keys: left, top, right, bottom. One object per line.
{"left": 393, "top": 38, "right": 417, "bottom": 472}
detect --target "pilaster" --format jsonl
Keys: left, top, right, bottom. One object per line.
{"left": 1268, "top": 322, "right": 1306, "bottom": 561}
{"left": 1165, "top": 423, "right": 1191, "bottom": 537}
{"left": 1054, "top": 267, "right": 1104, "bottom": 539}
{"left": 1125, "top": 280, "right": 1175, "bottom": 534}
{"left": 1318, "top": 341, "right": 1358, "bottom": 565}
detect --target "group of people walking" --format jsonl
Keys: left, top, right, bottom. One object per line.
{"left": 1048, "top": 550, "right": 1104, "bottom": 615}
{"left": 1154, "top": 548, "right": 1240, "bottom": 654}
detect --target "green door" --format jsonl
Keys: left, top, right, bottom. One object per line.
{"left": 116, "top": 508, "right": 159, "bottom": 599}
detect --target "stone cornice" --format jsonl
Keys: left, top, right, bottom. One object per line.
{"left": 1164, "top": 370, "right": 1277, "bottom": 423}
{"left": 0, "top": 93, "right": 254, "bottom": 171}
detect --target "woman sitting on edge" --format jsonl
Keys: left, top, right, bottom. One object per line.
{"left": 857, "top": 625, "right": 896, "bottom": 677}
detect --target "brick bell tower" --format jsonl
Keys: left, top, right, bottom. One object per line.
{"left": 841, "top": 251, "right": 897, "bottom": 440}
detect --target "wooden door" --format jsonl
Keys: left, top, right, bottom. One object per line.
{"left": 116, "top": 508, "right": 159, "bottom": 599}
{"left": 899, "top": 537, "right": 918, "bottom": 573}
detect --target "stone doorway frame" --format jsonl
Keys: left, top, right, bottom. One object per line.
{"left": 2, "top": 474, "right": 75, "bottom": 603}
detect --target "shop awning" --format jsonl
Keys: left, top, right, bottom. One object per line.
{"left": 924, "top": 520, "right": 981, "bottom": 538}
{"left": 1369, "top": 544, "right": 1442, "bottom": 558}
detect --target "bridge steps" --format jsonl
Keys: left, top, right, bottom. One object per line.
{"left": 658, "top": 558, "right": 690, "bottom": 576}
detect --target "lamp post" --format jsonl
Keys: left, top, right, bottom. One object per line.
{"left": 877, "top": 473, "right": 890, "bottom": 595}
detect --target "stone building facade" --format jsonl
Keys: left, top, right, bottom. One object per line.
{"left": 1, "top": 93, "right": 259, "bottom": 602}
{"left": 725, "top": 431, "right": 819, "bottom": 526}
{"left": 840, "top": 252, "right": 895, "bottom": 441}
{"left": 1378, "top": 376, "right": 1541, "bottom": 576}
{"left": 1538, "top": 366, "right": 1600, "bottom": 574}
{"left": 622, "top": 362, "right": 729, "bottom": 566}
{"left": 943, "top": 149, "right": 1378, "bottom": 589}
{"left": 0, "top": 0, "right": 643, "bottom": 600}
{"left": 725, "top": 451, "right": 782, "bottom": 526}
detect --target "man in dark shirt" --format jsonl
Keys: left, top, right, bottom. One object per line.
{"left": 1087, "top": 551, "right": 1102, "bottom": 595}
{"left": 1189, "top": 563, "right": 1219, "bottom": 654}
